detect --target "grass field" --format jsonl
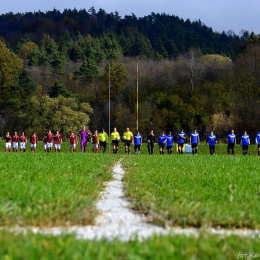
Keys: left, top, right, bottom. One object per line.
{"left": 1, "top": 230, "right": 260, "bottom": 260}
{"left": 0, "top": 141, "right": 260, "bottom": 259}
{"left": 122, "top": 155, "right": 260, "bottom": 229}
{"left": 0, "top": 152, "right": 118, "bottom": 226}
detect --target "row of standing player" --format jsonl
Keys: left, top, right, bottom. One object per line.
{"left": 4, "top": 127, "right": 102, "bottom": 153}
{"left": 4, "top": 128, "right": 260, "bottom": 155}
{"left": 110, "top": 128, "right": 197, "bottom": 155}
{"left": 111, "top": 128, "right": 260, "bottom": 155}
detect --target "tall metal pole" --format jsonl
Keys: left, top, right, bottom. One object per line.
{"left": 136, "top": 63, "right": 139, "bottom": 131}
{"left": 108, "top": 63, "right": 111, "bottom": 154}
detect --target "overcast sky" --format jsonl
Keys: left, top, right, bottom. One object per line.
{"left": 1, "top": 0, "right": 259, "bottom": 35}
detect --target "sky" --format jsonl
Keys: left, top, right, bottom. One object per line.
{"left": 1, "top": 0, "right": 259, "bottom": 35}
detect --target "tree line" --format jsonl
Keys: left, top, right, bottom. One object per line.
{"left": 0, "top": 8, "right": 260, "bottom": 141}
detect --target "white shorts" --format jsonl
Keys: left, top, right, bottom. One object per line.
{"left": 55, "top": 144, "right": 61, "bottom": 150}
{"left": 20, "top": 142, "right": 26, "bottom": 149}
{"left": 12, "top": 142, "right": 18, "bottom": 149}
{"left": 70, "top": 144, "right": 76, "bottom": 148}
{"left": 92, "top": 143, "right": 98, "bottom": 148}
{"left": 47, "top": 142, "right": 53, "bottom": 148}
{"left": 5, "top": 143, "right": 11, "bottom": 149}
{"left": 43, "top": 144, "right": 47, "bottom": 150}
{"left": 30, "top": 143, "right": 37, "bottom": 148}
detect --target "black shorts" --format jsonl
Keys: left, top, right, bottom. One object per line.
{"left": 134, "top": 145, "right": 141, "bottom": 150}
{"left": 124, "top": 140, "right": 131, "bottom": 147}
{"left": 178, "top": 143, "right": 184, "bottom": 148}
{"left": 166, "top": 146, "right": 173, "bottom": 149}
{"left": 100, "top": 141, "right": 107, "bottom": 148}
{"left": 112, "top": 140, "right": 119, "bottom": 146}
{"left": 159, "top": 143, "right": 165, "bottom": 149}
{"left": 228, "top": 143, "right": 235, "bottom": 149}
{"left": 191, "top": 143, "right": 198, "bottom": 149}
{"left": 242, "top": 145, "right": 248, "bottom": 150}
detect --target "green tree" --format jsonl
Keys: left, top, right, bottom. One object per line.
{"left": 48, "top": 80, "right": 73, "bottom": 98}
{"left": 0, "top": 41, "right": 23, "bottom": 108}
{"left": 24, "top": 95, "right": 92, "bottom": 137}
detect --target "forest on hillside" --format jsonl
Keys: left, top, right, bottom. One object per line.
{"left": 0, "top": 7, "right": 260, "bottom": 141}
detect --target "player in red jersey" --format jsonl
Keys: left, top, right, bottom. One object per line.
{"left": 53, "top": 130, "right": 62, "bottom": 152}
{"left": 46, "top": 129, "right": 54, "bottom": 152}
{"left": 12, "top": 131, "right": 20, "bottom": 152}
{"left": 69, "top": 131, "right": 77, "bottom": 152}
{"left": 30, "top": 132, "right": 38, "bottom": 152}
{"left": 5, "top": 131, "right": 12, "bottom": 152}
{"left": 92, "top": 130, "right": 99, "bottom": 153}
{"left": 19, "top": 132, "right": 27, "bottom": 152}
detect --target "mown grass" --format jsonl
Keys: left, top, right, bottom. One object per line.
{"left": 0, "top": 230, "right": 260, "bottom": 260}
{"left": 0, "top": 153, "right": 117, "bottom": 227}
{"left": 122, "top": 155, "right": 260, "bottom": 229}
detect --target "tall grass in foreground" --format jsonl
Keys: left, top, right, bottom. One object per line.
{"left": 0, "top": 153, "right": 118, "bottom": 227}
{"left": 122, "top": 155, "right": 260, "bottom": 228}
{"left": 0, "top": 231, "right": 260, "bottom": 260}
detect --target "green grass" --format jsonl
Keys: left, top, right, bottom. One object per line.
{"left": 1, "top": 142, "right": 260, "bottom": 257}
{"left": 122, "top": 155, "right": 260, "bottom": 229}
{"left": 0, "top": 231, "right": 260, "bottom": 260}
{"left": 0, "top": 153, "right": 117, "bottom": 227}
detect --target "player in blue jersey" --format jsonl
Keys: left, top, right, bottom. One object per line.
{"left": 226, "top": 129, "right": 236, "bottom": 155}
{"left": 240, "top": 130, "right": 250, "bottom": 155}
{"left": 158, "top": 131, "right": 167, "bottom": 154}
{"left": 134, "top": 130, "right": 142, "bottom": 155}
{"left": 166, "top": 131, "right": 174, "bottom": 154}
{"left": 206, "top": 131, "right": 217, "bottom": 155}
{"left": 190, "top": 129, "right": 200, "bottom": 155}
{"left": 177, "top": 129, "right": 186, "bottom": 155}
{"left": 256, "top": 132, "right": 260, "bottom": 156}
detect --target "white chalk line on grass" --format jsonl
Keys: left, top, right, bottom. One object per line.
{"left": 5, "top": 160, "right": 260, "bottom": 240}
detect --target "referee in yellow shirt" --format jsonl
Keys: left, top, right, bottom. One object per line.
{"left": 123, "top": 127, "right": 133, "bottom": 154}
{"left": 111, "top": 127, "right": 120, "bottom": 154}
{"left": 98, "top": 128, "right": 108, "bottom": 153}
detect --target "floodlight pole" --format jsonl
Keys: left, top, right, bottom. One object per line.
{"left": 136, "top": 63, "right": 139, "bottom": 131}
{"left": 108, "top": 62, "right": 111, "bottom": 154}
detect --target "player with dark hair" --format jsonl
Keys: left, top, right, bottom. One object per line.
{"left": 111, "top": 127, "right": 120, "bottom": 154}
{"left": 5, "top": 131, "right": 12, "bottom": 152}
{"left": 12, "top": 131, "right": 19, "bottom": 152}
{"left": 226, "top": 129, "right": 236, "bottom": 155}
{"left": 255, "top": 131, "right": 260, "bottom": 156}
{"left": 123, "top": 127, "right": 133, "bottom": 155}
{"left": 158, "top": 131, "right": 167, "bottom": 154}
{"left": 206, "top": 131, "right": 217, "bottom": 155}
{"left": 19, "top": 132, "right": 27, "bottom": 152}
{"left": 190, "top": 129, "right": 200, "bottom": 155}
{"left": 78, "top": 126, "right": 89, "bottom": 153}
{"left": 53, "top": 130, "right": 62, "bottom": 152}
{"left": 240, "top": 130, "right": 250, "bottom": 155}
{"left": 147, "top": 130, "right": 156, "bottom": 155}
{"left": 92, "top": 130, "right": 99, "bottom": 153}
{"left": 134, "top": 130, "right": 142, "bottom": 155}
{"left": 177, "top": 129, "right": 186, "bottom": 155}
{"left": 99, "top": 128, "right": 108, "bottom": 153}
{"left": 69, "top": 131, "right": 77, "bottom": 152}
{"left": 30, "top": 132, "right": 38, "bottom": 152}
{"left": 166, "top": 131, "right": 174, "bottom": 154}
